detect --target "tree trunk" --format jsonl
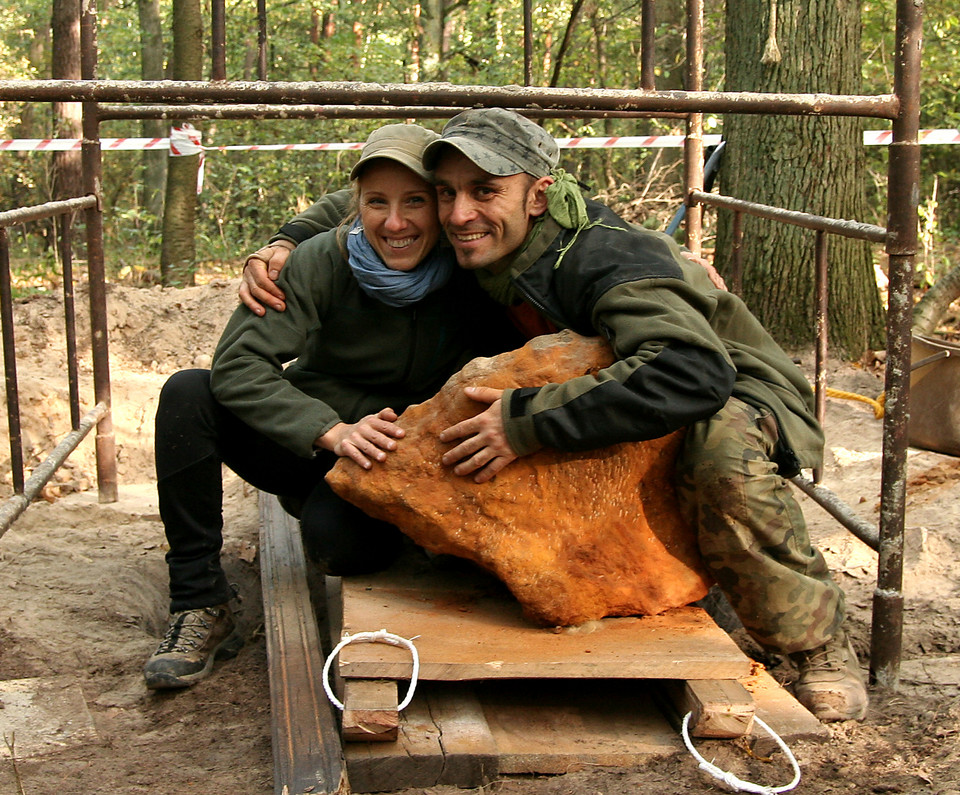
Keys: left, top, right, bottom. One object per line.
{"left": 715, "top": 0, "right": 884, "bottom": 357}
{"left": 418, "top": 0, "right": 445, "bottom": 80}
{"left": 51, "top": 0, "right": 82, "bottom": 202}
{"left": 160, "top": 0, "right": 203, "bottom": 286}
{"left": 138, "top": 0, "right": 166, "bottom": 220}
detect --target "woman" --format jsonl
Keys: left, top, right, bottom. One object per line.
{"left": 145, "top": 124, "right": 517, "bottom": 690}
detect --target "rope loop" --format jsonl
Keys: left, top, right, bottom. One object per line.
{"left": 322, "top": 629, "right": 420, "bottom": 712}
{"left": 681, "top": 712, "right": 801, "bottom": 794}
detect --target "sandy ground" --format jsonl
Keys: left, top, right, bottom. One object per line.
{"left": 1, "top": 280, "right": 960, "bottom": 794}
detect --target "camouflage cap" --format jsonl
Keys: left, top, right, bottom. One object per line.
{"left": 422, "top": 108, "right": 559, "bottom": 178}
{"left": 349, "top": 123, "right": 439, "bottom": 182}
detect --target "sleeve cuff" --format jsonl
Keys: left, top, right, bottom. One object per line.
{"left": 272, "top": 223, "right": 317, "bottom": 245}
{"left": 502, "top": 387, "right": 543, "bottom": 456}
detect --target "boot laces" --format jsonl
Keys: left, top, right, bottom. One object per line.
{"left": 156, "top": 608, "right": 217, "bottom": 654}
{"left": 796, "top": 634, "right": 845, "bottom": 674}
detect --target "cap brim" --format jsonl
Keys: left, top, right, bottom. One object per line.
{"left": 350, "top": 153, "right": 433, "bottom": 182}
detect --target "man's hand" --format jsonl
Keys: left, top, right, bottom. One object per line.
{"left": 240, "top": 241, "right": 295, "bottom": 315}
{"left": 316, "top": 408, "right": 405, "bottom": 470}
{"left": 681, "top": 251, "right": 727, "bottom": 291}
{"left": 439, "top": 387, "right": 518, "bottom": 483}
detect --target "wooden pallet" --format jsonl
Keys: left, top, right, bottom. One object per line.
{"left": 329, "top": 558, "right": 827, "bottom": 791}
{"left": 259, "top": 493, "right": 826, "bottom": 794}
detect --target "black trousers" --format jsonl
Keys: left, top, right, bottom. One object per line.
{"left": 155, "top": 369, "right": 404, "bottom": 612}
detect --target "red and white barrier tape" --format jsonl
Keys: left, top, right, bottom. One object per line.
{"left": 1, "top": 129, "right": 957, "bottom": 153}
{"left": 168, "top": 124, "right": 205, "bottom": 193}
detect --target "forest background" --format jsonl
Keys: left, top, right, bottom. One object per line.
{"left": 0, "top": 0, "right": 958, "bottom": 358}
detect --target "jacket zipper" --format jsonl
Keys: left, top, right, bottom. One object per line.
{"left": 512, "top": 277, "right": 567, "bottom": 331}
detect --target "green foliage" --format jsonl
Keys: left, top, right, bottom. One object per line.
{"left": 0, "top": 0, "right": 956, "bottom": 289}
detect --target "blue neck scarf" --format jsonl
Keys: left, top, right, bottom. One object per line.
{"left": 346, "top": 219, "right": 455, "bottom": 307}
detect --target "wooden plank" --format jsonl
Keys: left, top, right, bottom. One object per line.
{"left": 656, "top": 679, "right": 755, "bottom": 738}
{"left": 337, "top": 563, "right": 752, "bottom": 681}
{"left": 342, "top": 679, "right": 399, "bottom": 743}
{"left": 481, "top": 679, "right": 679, "bottom": 774}
{"left": 744, "top": 667, "right": 830, "bottom": 753}
{"left": 259, "top": 492, "right": 348, "bottom": 795}
{"left": 344, "top": 694, "right": 444, "bottom": 793}
{"left": 0, "top": 676, "right": 99, "bottom": 759}
{"left": 425, "top": 685, "right": 499, "bottom": 786}
{"left": 343, "top": 675, "right": 827, "bottom": 791}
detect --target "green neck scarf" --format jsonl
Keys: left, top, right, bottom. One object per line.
{"left": 544, "top": 168, "right": 625, "bottom": 268}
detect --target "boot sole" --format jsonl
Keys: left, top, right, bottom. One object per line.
{"left": 144, "top": 631, "right": 244, "bottom": 690}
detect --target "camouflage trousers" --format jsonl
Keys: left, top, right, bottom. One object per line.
{"left": 674, "top": 397, "right": 844, "bottom": 654}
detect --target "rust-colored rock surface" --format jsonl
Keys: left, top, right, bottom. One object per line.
{"left": 326, "top": 330, "right": 712, "bottom": 626}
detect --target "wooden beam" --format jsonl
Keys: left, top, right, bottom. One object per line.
{"left": 342, "top": 679, "right": 399, "bottom": 742}
{"left": 259, "top": 492, "right": 348, "bottom": 795}
{"left": 658, "top": 679, "right": 755, "bottom": 738}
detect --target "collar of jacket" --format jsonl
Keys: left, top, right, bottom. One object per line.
{"left": 508, "top": 213, "right": 564, "bottom": 280}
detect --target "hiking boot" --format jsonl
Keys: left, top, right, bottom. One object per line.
{"left": 143, "top": 604, "right": 243, "bottom": 690}
{"left": 789, "top": 629, "right": 868, "bottom": 722}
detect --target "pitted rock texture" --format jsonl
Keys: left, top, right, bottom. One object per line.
{"left": 326, "top": 330, "right": 712, "bottom": 626}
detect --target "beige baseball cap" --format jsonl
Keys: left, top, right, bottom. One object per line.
{"left": 349, "top": 123, "right": 440, "bottom": 182}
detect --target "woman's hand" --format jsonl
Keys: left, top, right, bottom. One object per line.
{"left": 316, "top": 408, "right": 405, "bottom": 469}
{"left": 240, "top": 241, "right": 295, "bottom": 315}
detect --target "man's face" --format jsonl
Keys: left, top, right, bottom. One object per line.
{"left": 433, "top": 150, "right": 545, "bottom": 273}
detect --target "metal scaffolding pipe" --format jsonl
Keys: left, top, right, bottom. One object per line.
{"left": 95, "top": 104, "right": 688, "bottom": 121}
{"left": 813, "top": 231, "right": 828, "bottom": 484}
{"left": 684, "top": 0, "right": 705, "bottom": 254}
{"left": 0, "top": 80, "right": 900, "bottom": 118}
{"left": 0, "top": 402, "right": 108, "bottom": 538}
{"left": 690, "top": 190, "right": 889, "bottom": 243}
{"left": 870, "top": 0, "right": 923, "bottom": 691}
{"left": 81, "top": 0, "right": 118, "bottom": 504}
{"left": 0, "top": 195, "right": 98, "bottom": 228}
{"left": 640, "top": 0, "right": 656, "bottom": 91}
{"left": 0, "top": 228, "right": 24, "bottom": 495}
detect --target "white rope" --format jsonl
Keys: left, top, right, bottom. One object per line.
{"left": 680, "top": 712, "right": 802, "bottom": 795}
{"left": 321, "top": 629, "right": 420, "bottom": 712}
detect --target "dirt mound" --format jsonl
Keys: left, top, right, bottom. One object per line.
{"left": 1, "top": 281, "right": 960, "bottom": 794}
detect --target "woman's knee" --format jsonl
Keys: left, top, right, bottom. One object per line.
{"left": 299, "top": 488, "right": 404, "bottom": 575}
{"left": 159, "top": 368, "right": 212, "bottom": 407}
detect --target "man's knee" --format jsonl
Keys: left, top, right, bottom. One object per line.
{"left": 677, "top": 400, "right": 778, "bottom": 499}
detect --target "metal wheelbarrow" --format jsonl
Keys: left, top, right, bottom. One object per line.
{"left": 909, "top": 333, "right": 960, "bottom": 456}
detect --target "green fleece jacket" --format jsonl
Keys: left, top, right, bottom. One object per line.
{"left": 211, "top": 228, "right": 506, "bottom": 458}
{"left": 498, "top": 199, "right": 823, "bottom": 476}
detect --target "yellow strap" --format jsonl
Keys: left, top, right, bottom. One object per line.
{"left": 825, "top": 387, "right": 885, "bottom": 419}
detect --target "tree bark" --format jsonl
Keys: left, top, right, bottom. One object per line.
{"left": 160, "top": 0, "right": 203, "bottom": 286}
{"left": 138, "top": 0, "right": 166, "bottom": 220}
{"left": 418, "top": 0, "right": 446, "bottom": 80}
{"left": 715, "top": 0, "right": 884, "bottom": 357}
{"left": 51, "top": 0, "right": 82, "bottom": 202}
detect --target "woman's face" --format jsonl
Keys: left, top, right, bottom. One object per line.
{"left": 357, "top": 160, "right": 440, "bottom": 272}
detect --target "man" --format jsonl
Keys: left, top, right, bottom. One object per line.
{"left": 245, "top": 109, "right": 867, "bottom": 722}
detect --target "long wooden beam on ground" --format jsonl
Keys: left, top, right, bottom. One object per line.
{"left": 259, "top": 492, "right": 348, "bottom": 795}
